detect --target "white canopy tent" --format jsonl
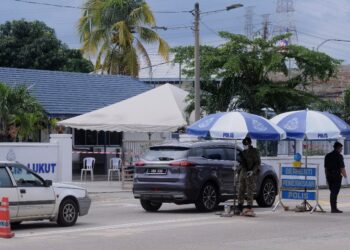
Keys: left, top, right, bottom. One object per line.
{"left": 58, "top": 83, "right": 192, "bottom": 132}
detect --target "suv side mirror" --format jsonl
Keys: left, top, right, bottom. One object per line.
{"left": 44, "top": 180, "right": 52, "bottom": 187}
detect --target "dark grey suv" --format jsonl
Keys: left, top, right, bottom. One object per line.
{"left": 133, "top": 140, "right": 278, "bottom": 212}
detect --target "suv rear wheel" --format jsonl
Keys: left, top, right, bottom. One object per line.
{"left": 140, "top": 200, "right": 162, "bottom": 212}
{"left": 195, "top": 183, "right": 218, "bottom": 212}
{"left": 256, "top": 178, "right": 277, "bottom": 207}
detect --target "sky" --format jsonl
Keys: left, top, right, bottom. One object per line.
{"left": 1, "top": 0, "right": 350, "bottom": 67}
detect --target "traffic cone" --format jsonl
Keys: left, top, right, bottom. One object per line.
{"left": 0, "top": 197, "right": 15, "bottom": 238}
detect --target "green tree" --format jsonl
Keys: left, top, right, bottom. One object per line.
{"left": 62, "top": 49, "right": 94, "bottom": 73}
{"left": 0, "top": 19, "right": 93, "bottom": 73}
{"left": 78, "top": 0, "right": 169, "bottom": 76}
{"left": 0, "top": 82, "right": 46, "bottom": 142}
{"left": 343, "top": 88, "right": 350, "bottom": 122}
{"left": 172, "top": 33, "right": 340, "bottom": 115}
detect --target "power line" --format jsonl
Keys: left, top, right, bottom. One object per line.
{"left": 200, "top": 21, "right": 220, "bottom": 37}
{"left": 140, "top": 61, "right": 173, "bottom": 70}
{"left": 13, "top": 0, "right": 81, "bottom": 9}
{"left": 297, "top": 30, "right": 329, "bottom": 40}
{"left": 152, "top": 10, "right": 192, "bottom": 14}
{"left": 12, "top": 0, "right": 191, "bottom": 13}
{"left": 296, "top": 23, "right": 350, "bottom": 41}
{"left": 153, "top": 25, "right": 193, "bottom": 30}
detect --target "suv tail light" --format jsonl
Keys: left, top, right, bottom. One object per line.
{"left": 135, "top": 160, "right": 146, "bottom": 166}
{"left": 169, "top": 160, "right": 196, "bottom": 167}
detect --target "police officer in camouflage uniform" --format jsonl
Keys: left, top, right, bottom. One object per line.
{"left": 237, "top": 137, "right": 261, "bottom": 216}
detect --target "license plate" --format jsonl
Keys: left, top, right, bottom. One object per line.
{"left": 147, "top": 168, "right": 167, "bottom": 175}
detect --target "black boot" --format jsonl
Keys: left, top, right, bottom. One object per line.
{"left": 330, "top": 194, "right": 342, "bottom": 213}
{"left": 331, "top": 209, "right": 343, "bottom": 213}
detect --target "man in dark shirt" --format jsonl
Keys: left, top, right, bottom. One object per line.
{"left": 324, "top": 142, "right": 347, "bottom": 213}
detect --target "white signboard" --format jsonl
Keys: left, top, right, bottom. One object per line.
{"left": 0, "top": 134, "right": 72, "bottom": 182}
{"left": 0, "top": 145, "right": 58, "bottom": 181}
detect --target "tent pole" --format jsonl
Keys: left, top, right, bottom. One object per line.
{"left": 104, "top": 131, "right": 107, "bottom": 176}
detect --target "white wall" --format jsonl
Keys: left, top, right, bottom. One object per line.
{"left": 0, "top": 134, "right": 72, "bottom": 182}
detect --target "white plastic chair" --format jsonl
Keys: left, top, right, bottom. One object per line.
{"left": 108, "top": 157, "right": 122, "bottom": 181}
{"left": 81, "top": 157, "right": 95, "bottom": 181}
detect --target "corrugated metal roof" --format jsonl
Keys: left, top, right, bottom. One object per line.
{"left": 0, "top": 67, "right": 151, "bottom": 117}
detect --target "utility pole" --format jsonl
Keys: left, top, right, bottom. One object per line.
{"left": 244, "top": 6, "right": 255, "bottom": 39}
{"left": 191, "top": 2, "right": 242, "bottom": 121}
{"left": 273, "top": 0, "right": 298, "bottom": 43}
{"left": 179, "top": 62, "right": 182, "bottom": 88}
{"left": 194, "top": 2, "right": 200, "bottom": 121}
{"left": 262, "top": 14, "right": 270, "bottom": 40}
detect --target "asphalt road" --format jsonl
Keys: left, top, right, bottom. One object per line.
{"left": 3, "top": 189, "right": 350, "bottom": 250}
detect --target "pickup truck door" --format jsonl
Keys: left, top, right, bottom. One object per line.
{"left": 10, "top": 165, "right": 55, "bottom": 218}
{"left": 0, "top": 167, "right": 19, "bottom": 218}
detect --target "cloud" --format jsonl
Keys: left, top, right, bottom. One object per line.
{"left": 1, "top": 0, "right": 349, "bottom": 63}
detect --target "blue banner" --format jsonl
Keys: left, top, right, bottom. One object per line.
{"left": 282, "top": 179, "right": 316, "bottom": 189}
{"left": 282, "top": 167, "right": 316, "bottom": 177}
{"left": 282, "top": 191, "right": 316, "bottom": 200}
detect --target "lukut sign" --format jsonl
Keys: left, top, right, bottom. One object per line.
{"left": 27, "top": 163, "right": 57, "bottom": 174}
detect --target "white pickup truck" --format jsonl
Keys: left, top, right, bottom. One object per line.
{"left": 0, "top": 161, "right": 91, "bottom": 227}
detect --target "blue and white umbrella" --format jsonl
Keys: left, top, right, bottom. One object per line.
{"left": 186, "top": 111, "right": 286, "bottom": 140}
{"left": 270, "top": 110, "right": 350, "bottom": 140}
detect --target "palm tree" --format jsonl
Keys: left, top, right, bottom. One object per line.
{"left": 78, "top": 0, "right": 169, "bottom": 77}
{"left": 0, "top": 83, "right": 46, "bottom": 142}
{"left": 0, "top": 83, "right": 14, "bottom": 140}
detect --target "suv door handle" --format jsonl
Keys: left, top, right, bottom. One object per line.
{"left": 20, "top": 189, "right": 26, "bottom": 194}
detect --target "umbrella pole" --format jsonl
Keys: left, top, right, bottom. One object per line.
{"left": 300, "top": 140, "right": 313, "bottom": 211}
{"left": 220, "top": 139, "right": 238, "bottom": 217}
{"left": 233, "top": 139, "right": 238, "bottom": 214}
{"left": 304, "top": 140, "right": 308, "bottom": 211}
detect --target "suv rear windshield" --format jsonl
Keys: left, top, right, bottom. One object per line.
{"left": 143, "top": 146, "right": 189, "bottom": 161}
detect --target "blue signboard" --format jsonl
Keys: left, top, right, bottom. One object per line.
{"left": 282, "top": 167, "right": 316, "bottom": 177}
{"left": 282, "top": 191, "right": 316, "bottom": 201}
{"left": 282, "top": 179, "right": 316, "bottom": 189}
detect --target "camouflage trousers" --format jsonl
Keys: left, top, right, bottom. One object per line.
{"left": 237, "top": 169, "right": 256, "bottom": 206}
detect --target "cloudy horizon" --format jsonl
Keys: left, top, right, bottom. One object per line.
{"left": 1, "top": 0, "right": 349, "bottom": 65}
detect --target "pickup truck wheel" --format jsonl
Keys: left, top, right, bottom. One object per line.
{"left": 57, "top": 198, "right": 78, "bottom": 227}
{"left": 140, "top": 200, "right": 162, "bottom": 212}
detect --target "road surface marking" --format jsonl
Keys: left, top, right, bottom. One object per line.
{"left": 15, "top": 216, "right": 218, "bottom": 238}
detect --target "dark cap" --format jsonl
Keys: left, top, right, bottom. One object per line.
{"left": 242, "top": 137, "right": 252, "bottom": 145}
{"left": 333, "top": 141, "right": 343, "bottom": 149}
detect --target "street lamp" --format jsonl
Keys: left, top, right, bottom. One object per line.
{"left": 310, "top": 38, "right": 350, "bottom": 93}
{"left": 226, "top": 3, "right": 244, "bottom": 11}
{"left": 151, "top": 26, "right": 168, "bottom": 31}
{"left": 193, "top": 2, "right": 243, "bottom": 121}
{"left": 316, "top": 38, "right": 350, "bottom": 51}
